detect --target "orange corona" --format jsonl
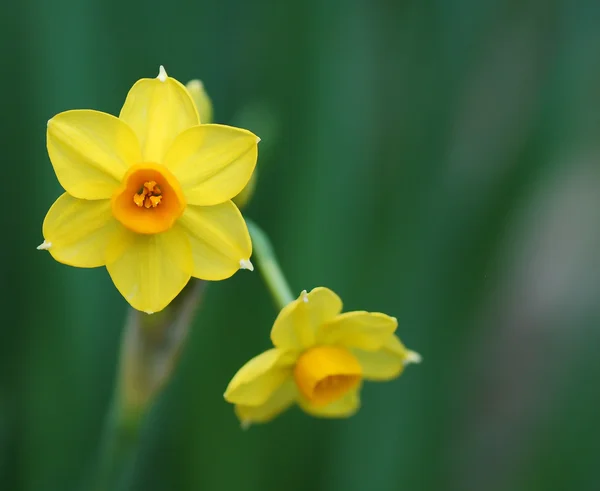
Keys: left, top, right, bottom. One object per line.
{"left": 111, "top": 163, "right": 186, "bottom": 235}
{"left": 294, "top": 345, "right": 362, "bottom": 406}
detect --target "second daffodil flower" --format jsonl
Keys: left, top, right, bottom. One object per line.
{"left": 224, "top": 287, "right": 421, "bottom": 426}
{"left": 38, "top": 66, "right": 259, "bottom": 313}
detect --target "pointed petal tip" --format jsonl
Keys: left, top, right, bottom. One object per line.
{"left": 256, "top": 135, "right": 261, "bottom": 144}
{"left": 240, "top": 419, "right": 252, "bottom": 431}
{"left": 187, "top": 79, "right": 204, "bottom": 90}
{"left": 240, "top": 259, "right": 254, "bottom": 271}
{"left": 37, "top": 240, "right": 52, "bottom": 251}
{"left": 157, "top": 65, "right": 168, "bottom": 82}
{"left": 144, "top": 310, "right": 155, "bottom": 315}
{"left": 404, "top": 350, "right": 422, "bottom": 365}
{"left": 301, "top": 290, "right": 309, "bottom": 303}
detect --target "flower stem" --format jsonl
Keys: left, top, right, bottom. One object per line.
{"left": 90, "top": 393, "right": 143, "bottom": 491}
{"left": 246, "top": 219, "right": 295, "bottom": 309}
{"left": 88, "top": 280, "right": 206, "bottom": 491}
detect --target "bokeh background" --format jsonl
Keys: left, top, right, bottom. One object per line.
{"left": 2, "top": 0, "right": 600, "bottom": 490}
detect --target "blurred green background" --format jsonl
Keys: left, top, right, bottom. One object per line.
{"left": 2, "top": 0, "right": 600, "bottom": 490}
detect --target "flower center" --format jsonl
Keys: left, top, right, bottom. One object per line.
{"left": 134, "top": 181, "right": 163, "bottom": 208}
{"left": 112, "top": 163, "right": 186, "bottom": 235}
{"left": 293, "top": 345, "right": 362, "bottom": 406}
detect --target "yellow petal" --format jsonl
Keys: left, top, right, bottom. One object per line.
{"left": 352, "top": 334, "right": 410, "bottom": 381}
{"left": 47, "top": 110, "right": 141, "bottom": 199}
{"left": 271, "top": 287, "right": 343, "bottom": 350}
{"left": 185, "top": 79, "right": 213, "bottom": 124}
{"left": 106, "top": 224, "right": 193, "bottom": 313}
{"left": 298, "top": 387, "right": 361, "bottom": 418}
{"left": 119, "top": 69, "right": 199, "bottom": 162}
{"left": 178, "top": 201, "right": 252, "bottom": 280}
{"left": 232, "top": 170, "right": 257, "bottom": 210}
{"left": 318, "top": 311, "right": 398, "bottom": 351}
{"left": 224, "top": 349, "right": 296, "bottom": 406}
{"left": 385, "top": 333, "right": 410, "bottom": 356}
{"left": 234, "top": 378, "right": 298, "bottom": 426}
{"left": 41, "top": 193, "right": 119, "bottom": 267}
{"left": 164, "top": 124, "right": 259, "bottom": 206}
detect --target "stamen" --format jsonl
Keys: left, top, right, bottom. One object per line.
{"left": 134, "top": 180, "right": 163, "bottom": 208}
{"left": 133, "top": 193, "right": 145, "bottom": 207}
{"left": 149, "top": 196, "right": 162, "bottom": 207}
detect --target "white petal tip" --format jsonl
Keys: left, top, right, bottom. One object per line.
{"left": 256, "top": 135, "right": 261, "bottom": 144}
{"left": 301, "top": 290, "right": 309, "bottom": 303}
{"left": 144, "top": 310, "right": 154, "bottom": 315}
{"left": 187, "top": 79, "right": 203, "bottom": 90}
{"left": 240, "top": 259, "right": 254, "bottom": 271}
{"left": 404, "top": 351, "right": 422, "bottom": 365}
{"left": 240, "top": 420, "right": 252, "bottom": 431}
{"left": 37, "top": 240, "right": 52, "bottom": 251}
{"left": 157, "top": 65, "right": 168, "bottom": 82}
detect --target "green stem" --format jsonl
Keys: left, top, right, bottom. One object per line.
{"left": 246, "top": 219, "right": 295, "bottom": 309}
{"left": 91, "top": 394, "right": 143, "bottom": 491}
{"left": 88, "top": 280, "right": 206, "bottom": 491}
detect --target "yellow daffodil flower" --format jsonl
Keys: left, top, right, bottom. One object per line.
{"left": 38, "top": 66, "right": 259, "bottom": 313}
{"left": 224, "top": 287, "right": 420, "bottom": 426}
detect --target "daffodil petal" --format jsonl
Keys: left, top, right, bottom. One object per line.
{"left": 385, "top": 333, "right": 411, "bottom": 357}
{"left": 119, "top": 72, "right": 199, "bottom": 162}
{"left": 47, "top": 110, "right": 141, "bottom": 199}
{"left": 164, "top": 124, "right": 259, "bottom": 206}
{"left": 318, "top": 311, "right": 398, "bottom": 351}
{"left": 224, "top": 349, "right": 296, "bottom": 406}
{"left": 185, "top": 79, "right": 213, "bottom": 124}
{"left": 352, "top": 334, "right": 409, "bottom": 381}
{"left": 271, "top": 287, "right": 343, "bottom": 350}
{"left": 178, "top": 201, "right": 252, "bottom": 280}
{"left": 299, "top": 387, "right": 361, "bottom": 418}
{"left": 41, "top": 193, "right": 119, "bottom": 267}
{"left": 234, "top": 378, "right": 298, "bottom": 425}
{"left": 106, "top": 224, "right": 193, "bottom": 313}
